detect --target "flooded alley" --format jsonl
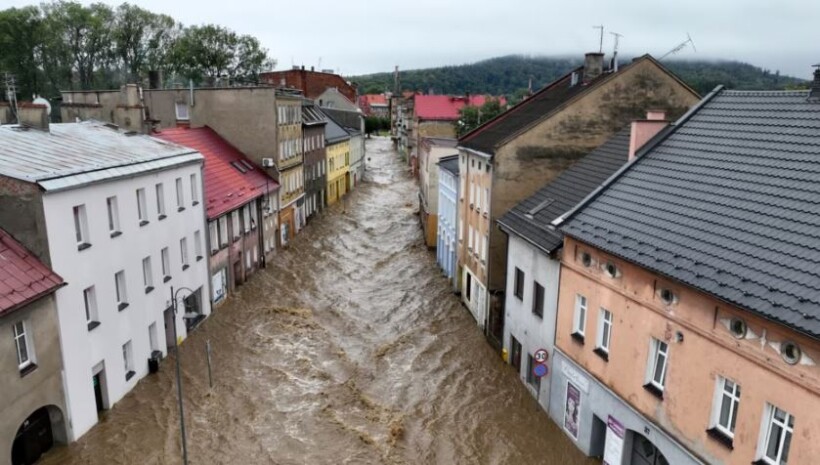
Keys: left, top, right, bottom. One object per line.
{"left": 40, "top": 137, "right": 594, "bottom": 465}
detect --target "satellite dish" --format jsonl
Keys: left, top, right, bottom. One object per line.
{"left": 32, "top": 95, "right": 51, "bottom": 115}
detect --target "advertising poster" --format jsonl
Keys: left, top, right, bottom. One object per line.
{"left": 564, "top": 382, "right": 581, "bottom": 439}
{"left": 603, "top": 415, "right": 626, "bottom": 465}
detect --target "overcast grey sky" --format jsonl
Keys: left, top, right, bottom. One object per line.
{"left": 2, "top": 0, "right": 818, "bottom": 78}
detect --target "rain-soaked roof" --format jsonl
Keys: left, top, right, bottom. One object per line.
{"left": 0, "top": 120, "right": 202, "bottom": 192}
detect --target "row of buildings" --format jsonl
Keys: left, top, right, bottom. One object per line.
{"left": 418, "top": 52, "right": 820, "bottom": 465}
{"left": 0, "top": 69, "right": 367, "bottom": 465}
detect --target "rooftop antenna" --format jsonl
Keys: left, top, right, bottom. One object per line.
{"left": 659, "top": 33, "right": 697, "bottom": 61}
{"left": 593, "top": 25, "right": 605, "bottom": 53}
{"left": 610, "top": 31, "right": 624, "bottom": 72}
{"left": 4, "top": 73, "right": 18, "bottom": 123}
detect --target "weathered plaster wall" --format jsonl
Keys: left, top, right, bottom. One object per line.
{"left": 556, "top": 236, "right": 820, "bottom": 465}
{"left": 0, "top": 175, "right": 50, "bottom": 266}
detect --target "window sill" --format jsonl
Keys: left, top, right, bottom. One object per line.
{"left": 182, "top": 264, "right": 190, "bottom": 271}
{"left": 593, "top": 347, "right": 609, "bottom": 362}
{"left": 643, "top": 383, "right": 664, "bottom": 400}
{"left": 139, "top": 220, "right": 149, "bottom": 227}
{"left": 159, "top": 214, "right": 167, "bottom": 221}
{"left": 196, "top": 256, "right": 203, "bottom": 262}
{"left": 77, "top": 242, "right": 92, "bottom": 251}
{"left": 751, "top": 460, "right": 770, "bottom": 465}
{"left": 163, "top": 276, "right": 172, "bottom": 283}
{"left": 178, "top": 207, "right": 185, "bottom": 212}
{"left": 514, "top": 294, "right": 523, "bottom": 301}
{"left": 110, "top": 231, "right": 122, "bottom": 238}
{"left": 125, "top": 370, "right": 136, "bottom": 381}
{"left": 118, "top": 302, "right": 129, "bottom": 311}
{"left": 532, "top": 311, "right": 544, "bottom": 320}
{"left": 19, "top": 363, "right": 38, "bottom": 378}
{"left": 87, "top": 320, "right": 101, "bottom": 331}
{"left": 192, "top": 201, "right": 200, "bottom": 206}
{"left": 145, "top": 286, "right": 154, "bottom": 294}
{"left": 571, "top": 332, "right": 585, "bottom": 345}
{"left": 706, "top": 427, "right": 734, "bottom": 450}
{"left": 210, "top": 250, "right": 220, "bottom": 257}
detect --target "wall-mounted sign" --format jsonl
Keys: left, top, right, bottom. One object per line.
{"left": 604, "top": 415, "right": 625, "bottom": 465}
{"left": 564, "top": 382, "right": 581, "bottom": 440}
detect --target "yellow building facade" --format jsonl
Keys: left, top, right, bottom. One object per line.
{"left": 326, "top": 139, "right": 350, "bottom": 205}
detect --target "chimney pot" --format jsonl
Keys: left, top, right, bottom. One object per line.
{"left": 583, "top": 52, "right": 605, "bottom": 83}
{"left": 809, "top": 65, "right": 820, "bottom": 101}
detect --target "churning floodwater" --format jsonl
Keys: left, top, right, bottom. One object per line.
{"left": 40, "top": 137, "right": 594, "bottom": 465}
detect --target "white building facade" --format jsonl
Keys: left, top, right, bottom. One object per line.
{"left": 436, "top": 155, "right": 459, "bottom": 290}
{"left": 0, "top": 121, "right": 211, "bottom": 441}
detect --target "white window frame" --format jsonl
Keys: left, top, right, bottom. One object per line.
{"left": 161, "top": 247, "right": 171, "bottom": 281}
{"left": 711, "top": 376, "right": 741, "bottom": 438}
{"left": 142, "top": 256, "right": 154, "bottom": 291}
{"left": 596, "top": 308, "right": 613, "bottom": 353}
{"left": 122, "top": 340, "right": 134, "bottom": 378}
{"left": 180, "top": 237, "right": 189, "bottom": 269}
{"left": 232, "top": 212, "right": 240, "bottom": 240}
{"left": 209, "top": 221, "right": 219, "bottom": 253}
{"left": 218, "top": 216, "right": 228, "bottom": 247}
{"left": 573, "top": 294, "right": 587, "bottom": 336}
{"left": 106, "top": 196, "right": 120, "bottom": 234}
{"left": 115, "top": 270, "right": 128, "bottom": 308}
{"left": 757, "top": 404, "right": 794, "bottom": 465}
{"left": 13, "top": 320, "right": 34, "bottom": 370}
{"left": 175, "top": 102, "right": 189, "bottom": 120}
{"left": 155, "top": 183, "right": 166, "bottom": 218}
{"left": 73, "top": 204, "right": 90, "bottom": 246}
{"left": 190, "top": 173, "right": 199, "bottom": 205}
{"left": 175, "top": 178, "right": 184, "bottom": 210}
{"left": 194, "top": 230, "right": 203, "bottom": 259}
{"left": 83, "top": 286, "right": 99, "bottom": 326}
{"left": 647, "top": 338, "right": 669, "bottom": 391}
{"left": 136, "top": 188, "right": 148, "bottom": 224}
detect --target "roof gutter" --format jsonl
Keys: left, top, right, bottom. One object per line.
{"left": 551, "top": 85, "right": 725, "bottom": 229}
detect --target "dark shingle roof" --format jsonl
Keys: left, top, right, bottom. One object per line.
{"left": 439, "top": 155, "right": 459, "bottom": 176}
{"left": 560, "top": 88, "right": 820, "bottom": 339}
{"left": 498, "top": 126, "right": 631, "bottom": 253}
{"left": 321, "top": 109, "right": 351, "bottom": 144}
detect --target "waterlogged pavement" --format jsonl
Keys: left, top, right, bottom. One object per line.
{"left": 40, "top": 137, "right": 595, "bottom": 465}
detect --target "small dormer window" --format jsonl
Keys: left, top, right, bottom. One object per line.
{"left": 729, "top": 318, "right": 747, "bottom": 339}
{"left": 603, "top": 262, "right": 621, "bottom": 279}
{"left": 781, "top": 341, "right": 801, "bottom": 365}
{"left": 580, "top": 252, "right": 592, "bottom": 268}
{"left": 659, "top": 288, "right": 678, "bottom": 305}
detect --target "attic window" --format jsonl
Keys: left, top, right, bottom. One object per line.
{"left": 729, "top": 318, "right": 747, "bottom": 339}
{"left": 659, "top": 288, "right": 679, "bottom": 306}
{"left": 781, "top": 341, "right": 801, "bottom": 365}
{"left": 580, "top": 252, "right": 592, "bottom": 268}
{"left": 526, "top": 198, "right": 555, "bottom": 217}
{"left": 241, "top": 160, "right": 254, "bottom": 170}
{"left": 603, "top": 262, "right": 621, "bottom": 279}
{"left": 231, "top": 161, "right": 247, "bottom": 173}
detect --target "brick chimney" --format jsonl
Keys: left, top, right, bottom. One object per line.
{"left": 628, "top": 110, "right": 668, "bottom": 160}
{"left": 18, "top": 103, "right": 49, "bottom": 131}
{"left": 809, "top": 65, "right": 820, "bottom": 102}
{"left": 583, "top": 52, "right": 605, "bottom": 83}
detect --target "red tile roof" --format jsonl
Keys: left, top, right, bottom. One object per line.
{"left": 0, "top": 229, "right": 64, "bottom": 317}
{"left": 155, "top": 127, "right": 279, "bottom": 220}
{"left": 414, "top": 95, "right": 507, "bottom": 121}
{"left": 361, "top": 94, "right": 387, "bottom": 106}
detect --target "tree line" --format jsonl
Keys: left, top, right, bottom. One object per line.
{"left": 0, "top": 2, "right": 275, "bottom": 99}
{"left": 352, "top": 55, "right": 807, "bottom": 97}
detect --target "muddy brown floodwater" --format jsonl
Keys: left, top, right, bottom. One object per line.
{"left": 40, "top": 137, "right": 596, "bottom": 465}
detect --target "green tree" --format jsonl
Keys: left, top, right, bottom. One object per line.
{"left": 0, "top": 6, "right": 47, "bottom": 97}
{"left": 113, "top": 4, "right": 177, "bottom": 82}
{"left": 457, "top": 98, "right": 504, "bottom": 136}
{"left": 170, "top": 24, "right": 274, "bottom": 83}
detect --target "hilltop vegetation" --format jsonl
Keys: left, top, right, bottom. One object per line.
{"left": 351, "top": 55, "right": 807, "bottom": 97}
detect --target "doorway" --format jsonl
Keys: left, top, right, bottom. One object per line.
{"left": 631, "top": 432, "right": 669, "bottom": 465}
{"left": 163, "top": 306, "right": 175, "bottom": 350}
{"left": 11, "top": 407, "right": 54, "bottom": 465}
{"left": 91, "top": 364, "right": 108, "bottom": 416}
{"left": 510, "top": 336, "right": 522, "bottom": 375}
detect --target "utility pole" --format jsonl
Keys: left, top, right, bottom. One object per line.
{"left": 592, "top": 25, "right": 605, "bottom": 53}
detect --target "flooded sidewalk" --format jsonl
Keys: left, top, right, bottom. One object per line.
{"left": 40, "top": 137, "right": 594, "bottom": 465}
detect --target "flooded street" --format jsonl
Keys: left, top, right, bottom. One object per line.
{"left": 41, "top": 137, "right": 594, "bottom": 465}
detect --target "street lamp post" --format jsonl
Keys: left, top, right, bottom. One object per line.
{"left": 170, "top": 286, "right": 194, "bottom": 465}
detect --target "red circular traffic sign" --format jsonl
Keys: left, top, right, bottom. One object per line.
{"left": 534, "top": 348, "right": 549, "bottom": 364}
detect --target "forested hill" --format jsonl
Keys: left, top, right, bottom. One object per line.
{"left": 350, "top": 55, "right": 806, "bottom": 97}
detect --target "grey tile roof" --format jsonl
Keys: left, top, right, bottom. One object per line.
{"left": 0, "top": 120, "right": 200, "bottom": 191}
{"left": 498, "top": 127, "right": 631, "bottom": 253}
{"left": 302, "top": 104, "right": 327, "bottom": 126}
{"left": 438, "top": 155, "right": 459, "bottom": 176}
{"left": 320, "top": 109, "right": 351, "bottom": 144}
{"left": 560, "top": 88, "right": 820, "bottom": 339}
